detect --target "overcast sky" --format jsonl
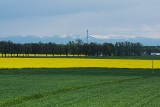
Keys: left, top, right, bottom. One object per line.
{"left": 0, "top": 0, "right": 160, "bottom": 39}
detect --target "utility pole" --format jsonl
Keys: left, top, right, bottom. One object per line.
{"left": 152, "top": 53, "right": 154, "bottom": 74}
{"left": 152, "top": 58, "right": 154, "bottom": 73}
{"left": 151, "top": 48, "right": 154, "bottom": 74}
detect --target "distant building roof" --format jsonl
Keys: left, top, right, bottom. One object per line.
{"left": 151, "top": 53, "right": 160, "bottom": 56}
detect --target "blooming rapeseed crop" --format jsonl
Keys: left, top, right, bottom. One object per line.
{"left": 0, "top": 58, "right": 159, "bottom": 69}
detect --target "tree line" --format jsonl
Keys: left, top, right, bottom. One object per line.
{"left": 0, "top": 40, "right": 160, "bottom": 57}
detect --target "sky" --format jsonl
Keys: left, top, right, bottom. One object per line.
{"left": 0, "top": 0, "right": 160, "bottom": 39}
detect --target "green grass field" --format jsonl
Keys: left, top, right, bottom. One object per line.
{"left": 0, "top": 68, "right": 160, "bottom": 107}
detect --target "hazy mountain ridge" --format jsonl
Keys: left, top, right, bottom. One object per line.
{"left": 0, "top": 35, "right": 159, "bottom": 46}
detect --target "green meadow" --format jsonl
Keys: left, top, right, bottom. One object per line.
{"left": 0, "top": 68, "right": 160, "bottom": 107}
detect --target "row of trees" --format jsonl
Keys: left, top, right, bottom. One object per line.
{"left": 0, "top": 40, "right": 159, "bottom": 57}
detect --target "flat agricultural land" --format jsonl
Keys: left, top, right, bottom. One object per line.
{"left": 0, "top": 58, "right": 160, "bottom": 69}
{"left": 1, "top": 68, "right": 160, "bottom": 107}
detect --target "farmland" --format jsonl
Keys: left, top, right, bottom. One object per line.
{"left": 0, "top": 57, "right": 160, "bottom": 69}
{"left": 0, "top": 68, "right": 160, "bottom": 107}
{"left": 0, "top": 57, "right": 160, "bottom": 107}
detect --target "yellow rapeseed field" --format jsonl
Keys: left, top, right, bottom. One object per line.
{"left": 0, "top": 58, "right": 160, "bottom": 69}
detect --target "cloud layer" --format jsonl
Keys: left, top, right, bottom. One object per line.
{"left": 0, "top": 0, "right": 160, "bottom": 39}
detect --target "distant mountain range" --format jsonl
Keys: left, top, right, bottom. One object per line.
{"left": 0, "top": 35, "right": 159, "bottom": 46}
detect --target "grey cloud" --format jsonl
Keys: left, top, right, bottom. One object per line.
{"left": 0, "top": 0, "right": 160, "bottom": 38}
{"left": 0, "top": 0, "right": 146, "bottom": 19}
